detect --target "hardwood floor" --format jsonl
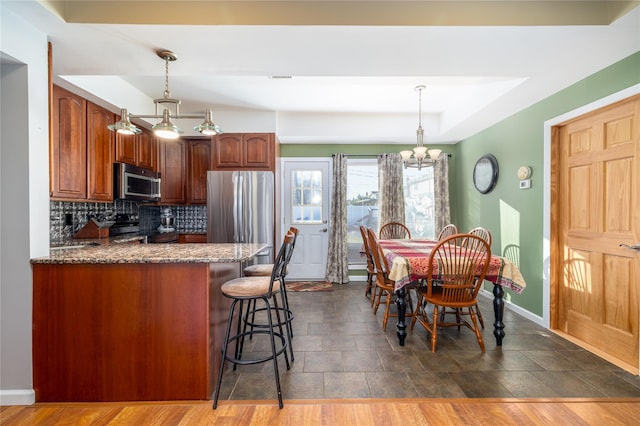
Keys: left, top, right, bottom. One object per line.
{"left": 3, "top": 398, "right": 640, "bottom": 425}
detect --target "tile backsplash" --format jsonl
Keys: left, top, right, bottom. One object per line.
{"left": 50, "top": 201, "right": 207, "bottom": 244}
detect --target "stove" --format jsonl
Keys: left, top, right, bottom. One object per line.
{"left": 109, "top": 213, "right": 140, "bottom": 236}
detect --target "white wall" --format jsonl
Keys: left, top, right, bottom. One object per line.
{"left": 0, "top": 5, "right": 50, "bottom": 405}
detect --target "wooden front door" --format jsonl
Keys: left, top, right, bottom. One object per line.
{"left": 552, "top": 95, "right": 639, "bottom": 373}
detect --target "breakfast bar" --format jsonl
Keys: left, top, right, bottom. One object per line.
{"left": 31, "top": 243, "right": 266, "bottom": 402}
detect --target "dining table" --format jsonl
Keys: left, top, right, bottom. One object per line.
{"left": 378, "top": 238, "right": 527, "bottom": 347}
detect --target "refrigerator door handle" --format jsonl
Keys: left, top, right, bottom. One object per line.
{"left": 233, "top": 173, "right": 241, "bottom": 243}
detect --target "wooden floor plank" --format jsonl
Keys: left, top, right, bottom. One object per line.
{"left": 2, "top": 399, "right": 640, "bottom": 425}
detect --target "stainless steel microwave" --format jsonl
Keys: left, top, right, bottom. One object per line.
{"left": 114, "top": 163, "right": 161, "bottom": 202}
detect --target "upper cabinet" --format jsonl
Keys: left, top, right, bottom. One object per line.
{"left": 115, "top": 127, "right": 158, "bottom": 171}
{"left": 159, "top": 139, "right": 186, "bottom": 204}
{"left": 51, "top": 85, "right": 115, "bottom": 201}
{"left": 186, "top": 139, "right": 211, "bottom": 205}
{"left": 51, "top": 86, "right": 87, "bottom": 200}
{"left": 86, "top": 102, "right": 115, "bottom": 201}
{"left": 212, "top": 133, "right": 275, "bottom": 171}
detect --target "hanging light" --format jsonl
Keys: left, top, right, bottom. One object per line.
{"left": 108, "top": 49, "right": 223, "bottom": 139}
{"left": 400, "top": 85, "right": 441, "bottom": 170}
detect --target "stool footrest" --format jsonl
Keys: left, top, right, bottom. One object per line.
{"left": 224, "top": 330, "right": 288, "bottom": 366}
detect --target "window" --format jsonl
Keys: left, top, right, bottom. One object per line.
{"left": 347, "top": 160, "right": 379, "bottom": 264}
{"left": 346, "top": 159, "right": 435, "bottom": 265}
{"left": 291, "top": 169, "right": 323, "bottom": 224}
{"left": 403, "top": 166, "right": 436, "bottom": 239}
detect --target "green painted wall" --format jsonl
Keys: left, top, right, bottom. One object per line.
{"left": 278, "top": 51, "right": 639, "bottom": 317}
{"left": 455, "top": 51, "right": 640, "bottom": 315}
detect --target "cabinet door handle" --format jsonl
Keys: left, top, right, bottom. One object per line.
{"left": 619, "top": 243, "right": 640, "bottom": 251}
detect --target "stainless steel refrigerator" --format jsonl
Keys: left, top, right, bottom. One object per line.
{"left": 207, "top": 171, "right": 274, "bottom": 264}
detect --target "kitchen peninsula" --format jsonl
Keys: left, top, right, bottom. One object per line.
{"left": 31, "top": 243, "right": 267, "bottom": 402}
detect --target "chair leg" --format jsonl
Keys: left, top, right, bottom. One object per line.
{"left": 364, "top": 272, "right": 372, "bottom": 298}
{"left": 234, "top": 300, "right": 247, "bottom": 370}
{"left": 263, "top": 296, "right": 284, "bottom": 408}
{"left": 430, "top": 304, "right": 439, "bottom": 352}
{"left": 475, "top": 303, "right": 485, "bottom": 328}
{"left": 213, "top": 298, "right": 238, "bottom": 409}
{"left": 410, "top": 292, "right": 424, "bottom": 331}
{"left": 468, "top": 307, "right": 485, "bottom": 352}
{"left": 381, "top": 289, "right": 393, "bottom": 331}
{"left": 373, "top": 286, "right": 383, "bottom": 314}
{"left": 270, "top": 294, "right": 290, "bottom": 370}
{"left": 371, "top": 283, "right": 380, "bottom": 308}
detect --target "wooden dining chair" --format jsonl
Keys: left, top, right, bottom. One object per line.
{"left": 367, "top": 227, "right": 414, "bottom": 330}
{"left": 437, "top": 223, "right": 458, "bottom": 241}
{"left": 468, "top": 227, "right": 492, "bottom": 247}
{"left": 379, "top": 222, "right": 411, "bottom": 240}
{"left": 359, "top": 225, "right": 376, "bottom": 302}
{"left": 463, "top": 227, "right": 492, "bottom": 327}
{"left": 410, "top": 234, "right": 491, "bottom": 352}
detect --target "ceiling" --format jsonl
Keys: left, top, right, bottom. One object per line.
{"left": 3, "top": 1, "right": 640, "bottom": 144}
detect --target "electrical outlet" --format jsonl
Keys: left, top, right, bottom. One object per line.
{"left": 64, "top": 213, "right": 73, "bottom": 226}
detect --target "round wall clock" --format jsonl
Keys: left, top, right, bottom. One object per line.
{"left": 473, "top": 154, "right": 499, "bottom": 194}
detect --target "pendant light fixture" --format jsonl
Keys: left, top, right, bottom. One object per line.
{"left": 108, "top": 49, "right": 222, "bottom": 139}
{"left": 400, "top": 85, "right": 441, "bottom": 170}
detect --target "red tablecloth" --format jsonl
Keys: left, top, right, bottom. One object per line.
{"left": 378, "top": 239, "right": 526, "bottom": 294}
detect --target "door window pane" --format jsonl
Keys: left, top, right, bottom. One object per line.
{"left": 291, "top": 169, "right": 323, "bottom": 224}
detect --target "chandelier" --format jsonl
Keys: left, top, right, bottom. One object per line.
{"left": 108, "top": 49, "right": 222, "bottom": 140}
{"left": 400, "top": 85, "right": 441, "bottom": 170}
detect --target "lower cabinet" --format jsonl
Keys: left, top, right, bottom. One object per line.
{"left": 179, "top": 234, "right": 207, "bottom": 243}
{"left": 32, "top": 261, "right": 242, "bottom": 402}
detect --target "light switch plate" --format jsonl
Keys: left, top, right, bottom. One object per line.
{"left": 519, "top": 179, "right": 531, "bottom": 189}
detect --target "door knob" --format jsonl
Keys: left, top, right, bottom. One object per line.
{"left": 320, "top": 228, "right": 328, "bottom": 233}
{"left": 619, "top": 243, "right": 640, "bottom": 251}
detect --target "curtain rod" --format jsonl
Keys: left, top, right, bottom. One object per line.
{"left": 332, "top": 153, "right": 452, "bottom": 158}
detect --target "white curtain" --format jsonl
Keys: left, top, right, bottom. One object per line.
{"left": 325, "top": 153, "right": 349, "bottom": 284}
{"left": 377, "top": 153, "right": 405, "bottom": 230}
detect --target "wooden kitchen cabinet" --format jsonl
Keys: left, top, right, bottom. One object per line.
{"left": 137, "top": 130, "right": 158, "bottom": 171}
{"left": 159, "top": 139, "right": 186, "bottom": 204}
{"left": 212, "top": 133, "right": 275, "bottom": 170}
{"left": 86, "top": 102, "right": 115, "bottom": 201}
{"left": 51, "top": 85, "right": 87, "bottom": 200}
{"left": 51, "top": 85, "right": 115, "bottom": 201}
{"left": 187, "top": 139, "right": 211, "bottom": 204}
{"left": 115, "top": 128, "right": 158, "bottom": 171}
{"left": 178, "top": 234, "right": 207, "bottom": 243}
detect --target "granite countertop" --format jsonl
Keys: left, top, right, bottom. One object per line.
{"left": 32, "top": 243, "right": 268, "bottom": 264}
{"left": 50, "top": 235, "right": 146, "bottom": 248}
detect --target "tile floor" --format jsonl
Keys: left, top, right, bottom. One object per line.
{"left": 213, "top": 281, "right": 640, "bottom": 401}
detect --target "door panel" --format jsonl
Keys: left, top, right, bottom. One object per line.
{"left": 555, "top": 95, "right": 639, "bottom": 373}
{"left": 282, "top": 159, "right": 331, "bottom": 280}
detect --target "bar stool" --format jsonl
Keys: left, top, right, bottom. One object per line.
{"left": 212, "top": 232, "right": 295, "bottom": 409}
{"left": 243, "top": 227, "right": 298, "bottom": 358}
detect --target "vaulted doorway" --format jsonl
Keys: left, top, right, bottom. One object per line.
{"left": 551, "top": 94, "right": 639, "bottom": 374}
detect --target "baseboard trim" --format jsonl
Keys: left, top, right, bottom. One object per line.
{"left": 478, "top": 289, "right": 544, "bottom": 326}
{"left": 0, "top": 389, "right": 35, "bottom": 406}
